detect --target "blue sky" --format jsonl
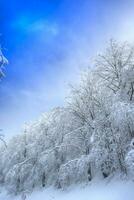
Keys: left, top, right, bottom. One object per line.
{"left": 1, "top": 0, "right": 134, "bottom": 137}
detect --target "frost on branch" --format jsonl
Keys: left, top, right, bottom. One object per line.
{"left": 0, "top": 48, "right": 8, "bottom": 78}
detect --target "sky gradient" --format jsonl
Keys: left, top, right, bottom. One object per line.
{"left": 1, "top": 0, "right": 134, "bottom": 137}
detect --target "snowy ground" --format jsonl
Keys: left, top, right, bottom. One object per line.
{"left": 0, "top": 180, "right": 134, "bottom": 200}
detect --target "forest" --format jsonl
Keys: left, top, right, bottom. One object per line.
{"left": 0, "top": 40, "right": 134, "bottom": 195}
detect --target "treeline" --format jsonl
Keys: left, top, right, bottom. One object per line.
{"left": 0, "top": 40, "right": 134, "bottom": 195}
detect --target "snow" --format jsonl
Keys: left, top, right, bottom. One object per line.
{"left": 0, "top": 181, "right": 134, "bottom": 200}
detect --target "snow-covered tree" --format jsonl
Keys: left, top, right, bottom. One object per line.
{"left": 0, "top": 48, "right": 8, "bottom": 78}
{"left": 125, "top": 139, "right": 134, "bottom": 178}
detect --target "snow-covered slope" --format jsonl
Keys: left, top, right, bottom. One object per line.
{"left": 0, "top": 181, "right": 134, "bottom": 200}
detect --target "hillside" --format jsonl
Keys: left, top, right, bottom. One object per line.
{"left": 0, "top": 180, "right": 134, "bottom": 200}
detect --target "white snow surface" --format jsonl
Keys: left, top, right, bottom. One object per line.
{"left": 0, "top": 180, "right": 134, "bottom": 200}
